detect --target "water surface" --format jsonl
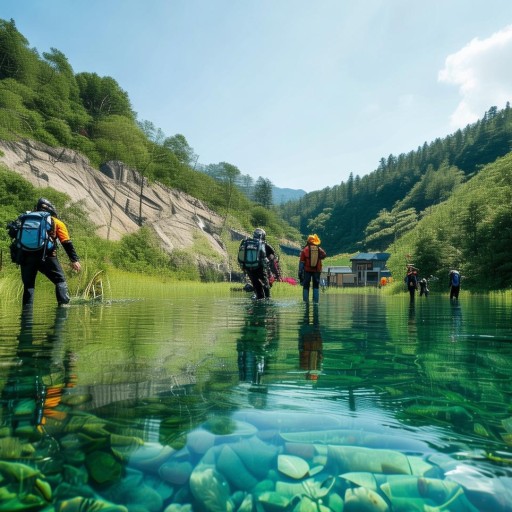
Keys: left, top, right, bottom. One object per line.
{"left": 1, "top": 287, "right": 511, "bottom": 511}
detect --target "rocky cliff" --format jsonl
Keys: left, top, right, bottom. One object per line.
{"left": 0, "top": 139, "right": 232, "bottom": 271}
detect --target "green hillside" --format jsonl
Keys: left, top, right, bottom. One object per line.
{"left": 387, "top": 152, "right": 512, "bottom": 291}
{"left": 279, "top": 105, "right": 512, "bottom": 256}
{"left": 0, "top": 18, "right": 299, "bottom": 246}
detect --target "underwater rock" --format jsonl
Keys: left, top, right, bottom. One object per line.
{"left": 379, "top": 475, "right": 478, "bottom": 511}
{"left": 0, "top": 493, "right": 47, "bottom": 511}
{"left": 128, "top": 443, "right": 175, "bottom": 473}
{"left": 0, "top": 460, "right": 41, "bottom": 480}
{"left": 163, "top": 505, "right": 192, "bottom": 512}
{"left": 380, "top": 475, "right": 458, "bottom": 501}
{"left": 35, "top": 477, "right": 52, "bottom": 501}
{"left": 109, "top": 433, "right": 145, "bottom": 462}
{"left": 341, "top": 472, "right": 379, "bottom": 491}
{"left": 56, "top": 496, "right": 129, "bottom": 511}
{"left": 85, "top": 451, "right": 122, "bottom": 485}
{"left": 189, "top": 463, "right": 234, "bottom": 512}
{"left": 62, "top": 464, "right": 90, "bottom": 486}
{"left": 159, "top": 458, "right": 193, "bottom": 485}
{"left": 257, "top": 491, "right": 291, "bottom": 510}
{"left": 281, "top": 429, "right": 431, "bottom": 453}
{"left": 53, "top": 482, "right": 97, "bottom": 502}
{"left": 231, "top": 436, "right": 278, "bottom": 480}
{"left": 236, "top": 492, "right": 253, "bottom": 512}
{"left": 216, "top": 444, "right": 258, "bottom": 491}
{"left": 108, "top": 481, "right": 163, "bottom": 512}
{"left": 327, "top": 445, "right": 412, "bottom": 475}
{"left": 326, "top": 492, "right": 345, "bottom": 511}
{"left": 344, "top": 487, "right": 389, "bottom": 512}
{"left": 277, "top": 454, "right": 310, "bottom": 480}
{"left": 444, "top": 465, "right": 512, "bottom": 511}
{"left": 186, "top": 428, "right": 216, "bottom": 455}
{"left": 284, "top": 441, "right": 316, "bottom": 460}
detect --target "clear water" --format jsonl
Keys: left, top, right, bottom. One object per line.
{"left": 1, "top": 288, "right": 512, "bottom": 511}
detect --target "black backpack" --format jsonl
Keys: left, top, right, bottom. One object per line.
{"left": 238, "top": 238, "right": 263, "bottom": 270}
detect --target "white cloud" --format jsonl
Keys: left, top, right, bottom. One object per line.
{"left": 439, "top": 25, "right": 512, "bottom": 128}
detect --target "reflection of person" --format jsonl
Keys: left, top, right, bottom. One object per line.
{"left": 237, "top": 302, "right": 278, "bottom": 389}
{"left": 449, "top": 269, "right": 461, "bottom": 300}
{"left": 299, "top": 305, "right": 323, "bottom": 381}
{"left": 419, "top": 277, "right": 429, "bottom": 297}
{"left": 405, "top": 264, "right": 418, "bottom": 302}
{"left": 15, "top": 198, "right": 81, "bottom": 307}
{"left": 450, "top": 300, "right": 463, "bottom": 342}
{"left": 299, "top": 234, "right": 327, "bottom": 303}
{"left": 239, "top": 228, "right": 279, "bottom": 300}
{"left": 0, "top": 307, "right": 77, "bottom": 438}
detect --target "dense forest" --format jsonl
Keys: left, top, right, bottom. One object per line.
{"left": 277, "top": 104, "right": 512, "bottom": 290}
{"left": 1, "top": 18, "right": 512, "bottom": 290}
{"left": 279, "top": 105, "right": 512, "bottom": 253}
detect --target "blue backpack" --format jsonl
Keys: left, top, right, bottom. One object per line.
{"left": 16, "top": 211, "right": 53, "bottom": 253}
{"left": 451, "top": 271, "right": 460, "bottom": 287}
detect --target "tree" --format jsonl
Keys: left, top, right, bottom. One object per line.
{"left": 253, "top": 177, "right": 273, "bottom": 207}
{"left": 76, "top": 72, "right": 134, "bottom": 119}
{"left": 0, "top": 19, "right": 39, "bottom": 87}
{"left": 238, "top": 173, "right": 254, "bottom": 198}
{"left": 163, "top": 134, "right": 197, "bottom": 166}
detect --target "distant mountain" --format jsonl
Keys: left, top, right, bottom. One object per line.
{"left": 272, "top": 186, "right": 307, "bottom": 205}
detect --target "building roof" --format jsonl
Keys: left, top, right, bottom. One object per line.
{"left": 350, "top": 252, "right": 390, "bottom": 261}
{"left": 324, "top": 266, "right": 354, "bottom": 274}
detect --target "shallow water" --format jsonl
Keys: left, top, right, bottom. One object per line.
{"left": 1, "top": 287, "right": 512, "bottom": 511}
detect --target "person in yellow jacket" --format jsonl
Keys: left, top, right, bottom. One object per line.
{"left": 298, "top": 234, "right": 327, "bottom": 303}
{"left": 18, "top": 198, "right": 81, "bottom": 306}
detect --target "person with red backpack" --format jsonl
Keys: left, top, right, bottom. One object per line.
{"left": 298, "top": 234, "right": 327, "bottom": 303}
{"left": 10, "top": 198, "right": 81, "bottom": 307}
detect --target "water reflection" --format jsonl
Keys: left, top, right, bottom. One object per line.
{"left": 1, "top": 307, "right": 76, "bottom": 446}
{"left": 237, "top": 303, "right": 278, "bottom": 386}
{"left": 450, "top": 300, "right": 463, "bottom": 342}
{"left": 0, "top": 293, "right": 511, "bottom": 510}
{"left": 298, "top": 304, "right": 323, "bottom": 381}
{"left": 235, "top": 302, "right": 280, "bottom": 412}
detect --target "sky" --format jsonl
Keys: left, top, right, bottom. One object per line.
{"left": 2, "top": 1, "right": 512, "bottom": 192}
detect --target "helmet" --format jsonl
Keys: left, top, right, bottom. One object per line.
{"left": 253, "top": 228, "right": 266, "bottom": 241}
{"left": 36, "top": 198, "right": 58, "bottom": 217}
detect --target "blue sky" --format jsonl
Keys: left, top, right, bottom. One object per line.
{"left": 2, "top": 1, "right": 512, "bottom": 192}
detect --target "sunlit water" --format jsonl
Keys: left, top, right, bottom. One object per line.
{"left": 1, "top": 286, "right": 512, "bottom": 511}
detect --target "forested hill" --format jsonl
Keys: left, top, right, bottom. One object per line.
{"left": 279, "top": 105, "right": 512, "bottom": 255}
{"left": 0, "top": 18, "right": 299, "bottom": 247}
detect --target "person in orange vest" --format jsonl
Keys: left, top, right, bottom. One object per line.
{"left": 298, "top": 234, "right": 327, "bottom": 303}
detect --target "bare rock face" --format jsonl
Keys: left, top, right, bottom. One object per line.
{"left": 0, "top": 139, "right": 229, "bottom": 268}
